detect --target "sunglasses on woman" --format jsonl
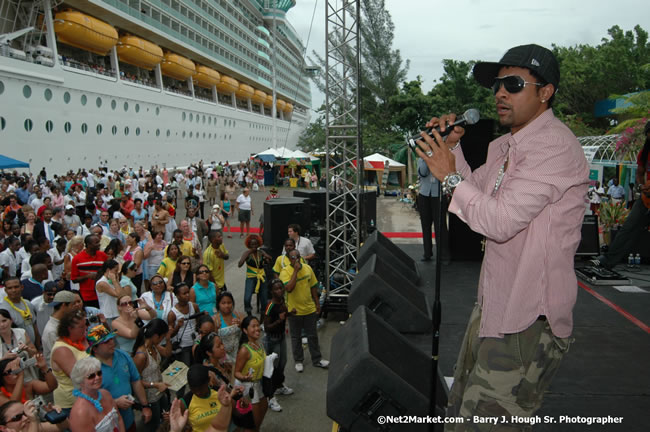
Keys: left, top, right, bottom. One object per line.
{"left": 492, "top": 75, "right": 543, "bottom": 95}
{"left": 6, "top": 411, "right": 26, "bottom": 423}
{"left": 86, "top": 370, "right": 103, "bottom": 380}
{"left": 180, "top": 261, "right": 191, "bottom": 265}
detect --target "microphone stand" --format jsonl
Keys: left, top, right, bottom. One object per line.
{"left": 429, "top": 180, "right": 444, "bottom": 431}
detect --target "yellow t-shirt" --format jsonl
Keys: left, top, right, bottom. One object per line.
{"left": 242, "top": 342, "right": 266, "bottom": 382}
{"left": 157, "top": 257, "right": 177, "bottom": 279}
{"left": 165, "top": 240, "right": 194, "bottom": 259}
{"left": 203, "top": 244, "right": 228, "bottom": 288}
{"left": 52, "top": 341, "right": 90, "bottom": 408}
{"left": 272, "top": 255, "right": 305, "bottom": 274}
{"left": 279, "top": 263, "right": 318, "bottom": 316}
{"left": 184, "top": 388, "right": 222, "bottom": 432}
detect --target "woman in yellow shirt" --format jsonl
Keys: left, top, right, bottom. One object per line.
{"left": 234, "top": 316, "right": 267, "bottom": 431}
{"left": 157, "top": 243, "right": 180, "bottom": 281}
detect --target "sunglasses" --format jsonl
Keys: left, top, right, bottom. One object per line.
{"left": 198, "top": 270, "right": 210, "bottom": 274}
{"left": 151, "top": 280, "right": 165, "bottom": 286}
{"left": 492, "top": 75, "right": 543, "bottom": 95}
{"left": 86, "top": 370, "right": 103, "bottom": 380}
{"left": 119, "top": 301, "right": 132, "bottom": 307}
{"left": 180, "top": 262, "right": 191, "bottom": 265}
{"left": 7, "top": 411, "right": 25, "bottom": 423}
{"left": 2, "top": 369, "right": 16, "bottom": 377}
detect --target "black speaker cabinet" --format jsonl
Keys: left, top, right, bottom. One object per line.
{"left": 349, "top": 254, "right": 431, "bottom": 333}
{"left": 263, "top": 197, "right": 310, "bottom": 257}
{"left": 293, "top": 190, "right": 327, "bottom": 225}
{"left": 328, "top": 306, "right": 447, "bottom": 431}
{"left": 357, "top": 231, "right": 419, "bottom": 284}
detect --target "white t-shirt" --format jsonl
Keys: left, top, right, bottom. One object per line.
{"left": 589, "top": 186, "right": 604, "bottom": 204}
{"left": 236, "top": 194, "right": 251, "bottom": 210}
{"left": 0, "top": 249, "right": 18, "bottom": 277}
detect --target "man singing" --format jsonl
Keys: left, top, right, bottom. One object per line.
{"left": 416, "top": 45, "right": 589, "bottom": 427}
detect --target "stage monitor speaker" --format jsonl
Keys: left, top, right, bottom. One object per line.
{"left": 349, "top": 254, "right": 431, "bottom": 333}
{"left": 576, "top": 214, "right": 600, "bottom": 256}
{"left": 293, "top": 190, "right": 327, "bottom": 225}
{"left": 357, "top": 230, "right": 419, "bottom": 284}
{"left": 448, "top": 119, "right": 494, "bottom": 261}
{"left": 327, "top": 306, "right": 447, "bottom": 431}
{"left": 263, "top": 197, "right": 310, "bottom": 258}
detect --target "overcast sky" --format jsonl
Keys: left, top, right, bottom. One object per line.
{"left": 286, "top": 0, "right": 645, "bottom": 113}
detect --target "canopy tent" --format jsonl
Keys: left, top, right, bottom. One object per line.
{"left": 0, "top": 155, "right": 29, "bottom": 169}
{"left": 352, "top": 153, "right": 407, "bottom": 188}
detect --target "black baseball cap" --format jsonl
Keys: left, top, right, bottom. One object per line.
{"left": 473, "top": 44, "right": 560, "bottom": 92}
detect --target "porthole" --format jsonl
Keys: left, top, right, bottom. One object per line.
{"left": 136, "top": 127, "right": 141, "bottom": 136}
{"left": 45, "top": 120, "right": 53, "bottom": 133}
{"left": 81, "top": 95, "right": 87, "bottom": 106}
{"left": 124, "top": 102, "right": 129, "bottom": 112}
{"left": 0, "top": 117, "right": 5, "bottom": 130}
{"left": 81, "top": 123, "right": 88, "bottom": 134}
{"left": 203, "top": 115, "right": 206, "bottom": 124}
{"left": 64, "top": 122, "right": 71, "bottom": 133}
{"left": 23, "top": 85, "right": 31, "bottom": 98}
{"left": 111, "top": 100, "right": 117, "bottom": 110}
{"left": 189, "top": 132, "right": 193, "bottom": 138}
{"left": 155, "top": 107, "right": 160, "bottom": 115}
{"left": 166, "top": 130, "right": 171, "bottom": 137}
{"left": 182, "top": 112, "right": 186, "bottom": 121}
{"left": 196, "top": 115, "right": 199, "bottom": 123}
{"left": 96, "top": 97, "right": 102, "bottom": 108}
{"left": 112, "top": 125, "right": 118, "bottom": 135}
{"left": 44, "top": 89, "right": 52, "bottom": 101}
{"left": 208, "top": 117, "right": 211, "bottom": 125}
{"left": 0, "top": 81, "right": 4, "bottom": 95}
{"left": 182, "top": 131, "right": 186, "bottom": 138}
{"left": 156, "top": 129, "right": 160, "bottom": 137}
{"left": 24, "top": 119, "right": 33, "bottom": 131}
{"left": 135, "top": 104, "right": 140, "bottom": 113}
{"left": 124, "top": 126, "right": 130, "bottom": 136}
{"left": 203, "top": 132, "right": 206, "bottom": 138}
{"left": 96, "top": 124, "right": 103, "bottom": 135}
{"left": 189, "top": 113, "right": 193, "bottom": 122}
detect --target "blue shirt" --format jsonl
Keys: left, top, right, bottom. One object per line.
{"left": 98, "top": 348, "right": 141, "bottom": 428}
{"left": 193, "top": 281, "right": 217, "bottom": 314}
{"left": 130, "top": 208, "right": 147, "bottom": 224}
{"left": 15, "top": 188, "right": 30, "bottom": 205}
{"left": 608, "top": 184, "right": 625, "bottom": 199}
{"left": 417, "top": 158, "right": 440, "bottom": 197}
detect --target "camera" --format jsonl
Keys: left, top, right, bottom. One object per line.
{"left": 31, "top": 396, "right": 68, "bottom": 424}
{"left": 130, "top": 300, "right": 139, "bottom": 309}
{"left": 9, "top": 346, "right": 25, "bottom": 354}
{"left": 135, "top": 318, "right": 145, "bottom": 328}
{"left": 86, "top": 315, "right": 100, "bottom": 326}
{"left": 10, "top": 357, "right": 37, "bottom": 374}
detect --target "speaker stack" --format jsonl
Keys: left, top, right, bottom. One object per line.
{"left": 327, "top": 231, "right": 448, "bottom": 431}
{"left": 263, "top": 197, "right": 311, "bottom": 258}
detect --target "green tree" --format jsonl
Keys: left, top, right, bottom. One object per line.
{"left": 297, "top": 113, "right": 326, "bottom": 152}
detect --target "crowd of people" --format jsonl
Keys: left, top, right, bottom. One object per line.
{"left": 0, "top": 160, "right": 329, "bottom": 431}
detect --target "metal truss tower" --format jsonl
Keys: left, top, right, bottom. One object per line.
{"left": 324, "top": 0, "right": 361, "bottom": 309}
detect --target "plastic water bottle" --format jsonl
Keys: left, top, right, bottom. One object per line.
{"left": 635, "top": 253, "right": 641, "bottom": 268}
{"left": 627, "top": 254, "right": 634, "bottom": 268}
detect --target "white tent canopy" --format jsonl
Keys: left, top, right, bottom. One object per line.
{"left": 364, "top": 152, "right": 405, "bottom": 167}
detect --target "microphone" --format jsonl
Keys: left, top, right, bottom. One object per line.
{"left": 186, "top": 311, "right": 208, "bottom": 321}
{"left": 407, "top": 109, "right": 480, "bottom": 150}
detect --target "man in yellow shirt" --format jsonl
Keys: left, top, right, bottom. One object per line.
{"left": 279, "top": 250, "right": 329, "bottom": 373}
{"left": 203, "top": 231, "right": 229, "bottom": 291}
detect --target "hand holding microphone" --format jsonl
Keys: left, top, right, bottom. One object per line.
{"left": 407, "top": 109, "right": 479, "bottom": 151}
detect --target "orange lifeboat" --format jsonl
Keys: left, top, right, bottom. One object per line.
{"left": 264, "top": 94, "right": 273, "bottom": 107}
{"left": 252, "top": 90, "right": 267, "bottom": 105}
{"left": 284, "top": 102, "right": 293, "bottom": 113}
{"left": 236, "top": 84, "right": 254, "bottom": 100}
{"left": 194, "top": 66, "right": 220, "bottom": 88}
{"left": 54, "top": 10, "right": 118, "bottom": 55}
{"left": 161, "top": 53, "right": 196, "bottom": 80}
{"left": 116, "top": 35, "right": 163, "bottom": 70}
{"left": 276, "top": 99, "right": 287, "bottom": 112}
{"left": 216, "top": 75, "right": 239, "bottom": 93}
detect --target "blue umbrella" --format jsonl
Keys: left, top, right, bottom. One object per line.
{"left": 0, "top": 155, "right": 29, "bottom": 169}
{"left": 257, "top": 154, "right": 277, "bottom": 162}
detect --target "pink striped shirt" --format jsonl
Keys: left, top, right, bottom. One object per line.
{"left": 448, "top": 109, "right": 589, "bottom": 338}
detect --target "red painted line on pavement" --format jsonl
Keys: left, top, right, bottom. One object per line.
{"left": 578, "top": 281, "right": 650, "bottom": 335}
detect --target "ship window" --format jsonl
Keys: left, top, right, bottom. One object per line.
{"left": 64, "top": 122, "right": 71, "bottom": 133}
{"left": 189, "top": 132, "right": 193, "bottom": 138}
{"left": 0, "top": 117, "right": 4, "bottom": 130}
{"left": 202, "top": 115, "right": 206, "bottom": 124}
{"left": 189, "top": 113, "right": 193, "bottom": 122}
{"left": 156, "top": 107, "right": 160, "bottom": 115}
{"left": 156, "top": 129, "right": 160, "bottom": 137}
{"left": 182, "top": 112, "right": 186, "bottom": 121}
{"left": 111, "top": 100, "right": 117, "bottom": 110}
{"left": 0, "top": 81, "right": 4, "bottom": 94}
{"left": 96, "top": 97, "right": 102, "bottom": 108}
{"left": 81, "top": 123, "right": 88, "bottom": 134}
{"left": 182, "top": 131, "right": 186, "bottom": 138}
{"left": 81, "top": 95, "right": 87, "bottom": 106}
{"left": 208, "top": 117, "right": 211, "bottom": 125}
{"left": 97, "top": 124, "right": 103, "bottom": 135}
{"left": 24, "top": 119, "right": 33, "bottom": 131}
{"left": 45, "top": 120, "right": 53, "bottom": 133}
{"left": 166, "top": 130, "right": 171, "bottom": 137}
{"left": 209, "top": 133, "right": 212, "bottom": 139}
{"left": 23, "top": 85, "right": 32, "bottom": 99}
{"left": 112, "top": 126, "right": 118, "bottom": 135}
{"left": 136, "top": 104, "right": 140, "bottom": 113}
{"left": 136, "top": 127, "right": 141, "bottom": 136}
{"left": 196, "top": 115, "right": 199, "bottom": 124}
{"left": 124, "top": 102, "right": 129, "bottom": 112}
{"left": 203, "top": 132, "right": 206, "bottom": 138}
{"left": 125, "top": 127, "right": 130, "bottom": 136}
{"left": 44, "top": 89, "right": 52, "bottom": 101}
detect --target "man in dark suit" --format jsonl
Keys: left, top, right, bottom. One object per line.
{"left": 33, "top": 207, "right": 56, "bottom": 248}
{"left": 417, "top": 157, "right": 451, "bottom": 263}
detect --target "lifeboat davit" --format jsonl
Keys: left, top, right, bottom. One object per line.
{"left": 161, "top": 53, "right": 196, "bottom": 80}
{"left": 284, "top": 102, "right": 293, "bottom": 113}
{"left": 276, "top": 99, "right": 287, "bottom": 112}
{"left": 194, "top": 66, "right": 221, "bottom": 88}
{"left": 54, "top": 10, "right": 118, "bottom": 55}
{"left": 217, "top": 75, "right": 239, "bottom": 93}
{"left": 236, "top": 84, "right": 254, "bottom": 99}
{"left": 252, "top": 90, "right": 267, "bottom": 105}
{"left": 116, "top": 35, "right": 163, "bottom": 70}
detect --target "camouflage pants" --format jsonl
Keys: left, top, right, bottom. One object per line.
{"left": 445, "top": 303, "right": 571, "bottom": 431}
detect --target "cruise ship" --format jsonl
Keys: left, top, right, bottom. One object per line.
{"left": 0, "top": 0, "right": 311, "bottom": 173}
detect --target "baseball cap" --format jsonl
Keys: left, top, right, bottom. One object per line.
{"left": 65, "top": 204, "right": 74, "bottom": 210}
{"left": 473, "top": 44, "right": 560, "bottom": 92}
{"left": 86, "top": 324, "right": 117, "bottom": 353}
{"left": 51, "top": 290, "right": 76, "bottom": 307}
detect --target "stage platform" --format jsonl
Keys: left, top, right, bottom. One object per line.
{"left": 405, "top": 244, "right": 650, "bottom": 431}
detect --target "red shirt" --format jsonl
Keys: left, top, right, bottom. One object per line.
{"left": 71, "top": 249, "right": 107, "bottom": 301}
